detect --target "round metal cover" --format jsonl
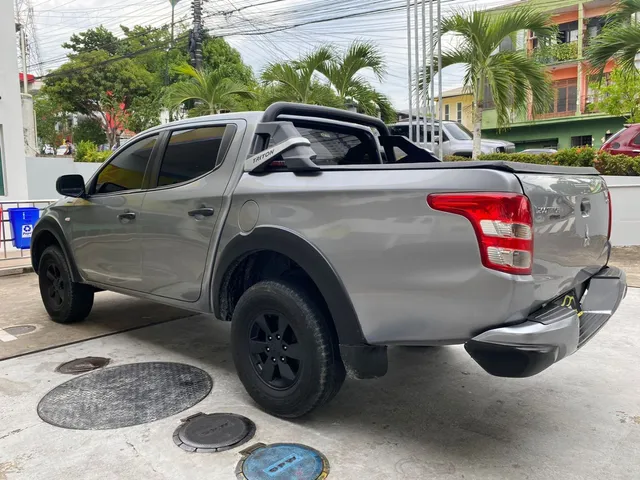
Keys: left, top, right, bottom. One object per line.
{"left": 56, "top": 357, "right": 111, "bottom": 374}
{"left": 236, "top": 443, "right": 329, "bottom": 480}
{"left": 4, "top": 325, "right": 36, "bottom": 336}
{"left": 38, "top": 362, "right": 213, "bottom": 430}
{"left": 173, "top": 413, "right": 256, "bottom": 453}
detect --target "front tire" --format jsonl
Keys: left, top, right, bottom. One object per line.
{"left": 38, "top": 246, "right": 94, "bottom": 324}
{"left": 231, "top": 279, "right": 345, "bottom": 418}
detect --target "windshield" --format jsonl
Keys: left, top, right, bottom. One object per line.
{"left": 445, "top": 122, "right": 473, "bottom": 140}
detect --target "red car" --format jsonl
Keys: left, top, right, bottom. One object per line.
{"left": 601, "top": 124, "right": 640, "bottom": 156}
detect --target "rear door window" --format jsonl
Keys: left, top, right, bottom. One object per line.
{"left": 157, "top": 126, "right": 227, "bottom": 187}
{"left": 295, "top": 127, "right": 372, "bottom": 165}
{"left": 94, "top": 135, "right": 158, "bottom": 194}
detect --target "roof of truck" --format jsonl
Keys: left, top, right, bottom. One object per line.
{"left": 145, "top": 111, "right": 265, "bottom": 134}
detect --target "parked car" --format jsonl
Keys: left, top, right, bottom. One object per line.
{"left": 32, "top": 102, "right": 626, "bottom": 418}
{"left": 521, "top": 148, "right": 557, "bottom": 154}
{"left": 387, "top": 120, "right": 515, "bottom": 157}
{"left": 600, "top": 124, "right": 640, "bottom": 156}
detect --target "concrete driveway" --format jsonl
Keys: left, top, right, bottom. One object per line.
{"left": 0, "top": 279, "right": 638, "bottom": 479}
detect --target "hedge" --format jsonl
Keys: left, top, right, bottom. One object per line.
{"left": 444, "top": 147, "right": 640, "bottom": 176}
{"left": 74, "top": 140, "right": 112, "bottom": 163}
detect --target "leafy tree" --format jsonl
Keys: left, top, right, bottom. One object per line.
{"left": 62, "top": 25, "right": 119, "bottom": 55}
{"left": 73, "top": 118, "right": 107, "bottom": 145}
{"left": 164, "top": 64, "right": 255, "bottom": 116}
{"left": 262, "top": 46, "right": 335, "bottom": 104}
{"left": 586, "top": 0, "right": 640, "bottom": 75}
{"left": 34, "top": 93, "right": 69, "bottom": 147}
{"left": 316, "top": 41, "right": 393, "bottom": 120}
{"left": 423, "top": 8, "right": 555, "bottom": 159}
{"left": 202, "top": 36, "right": 256, "bottom": 86}
{"left": 125, "top": 94, "right": 163, "bottom": 133}
{"left": 591, "top": 68, "right": 640, "bottom": 122}
{"left": 44, "top": 50, "right": 154, "bottom": 148}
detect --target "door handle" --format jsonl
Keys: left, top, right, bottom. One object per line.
{"left": 117, "top": 212, "right": 136, "bottom": 222}
{"left": 188, "top": 207, "right": 215, "bottom": 217}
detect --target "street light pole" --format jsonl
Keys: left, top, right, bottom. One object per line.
{"left": 19, "top": 25, "right": 28, "bottom": 94}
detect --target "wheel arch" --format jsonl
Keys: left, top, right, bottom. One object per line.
{"left": 31, "top": 217, "right": 82, "bottom": 282}
{"left": 212, "top": 226, "right": 366, "bottom": 347}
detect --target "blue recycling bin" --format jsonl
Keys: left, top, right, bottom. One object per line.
{"left": 8, "top": 207, "right": 40, "bottom": 249}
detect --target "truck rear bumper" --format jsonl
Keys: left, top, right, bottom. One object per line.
{"left": 465, "top": 266, "right": 627, "bottom": 378}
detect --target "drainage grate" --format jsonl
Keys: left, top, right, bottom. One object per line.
{"left": 173, "top": 413, "right": 256, "bottom": 453}
{"left": 236, "top": 443, "right": 330, "bottom": 480}
{"left": 4, "top": 325, "right": 36, "bottom": 336}
{"left": 38, "top": 362, "right": 213, "bottom": 430}
{"left": 56, "top": 357, "right": 111, "bottom": 374}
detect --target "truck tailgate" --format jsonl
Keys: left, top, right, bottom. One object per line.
{"left": 517, "top": 173, "right": 610, "bottom": 304}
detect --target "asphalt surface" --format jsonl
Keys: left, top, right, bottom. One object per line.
{"left": 0, "top": 278, "right": 638, "bottom": 479}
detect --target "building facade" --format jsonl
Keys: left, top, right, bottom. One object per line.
{"left": 0, "top": 1, "right": 29, "bottom": 199}
{"left": 482, "top": 0, "right": 626, "bottom": 151}
{"left": 435, "top": 87, "right": 474, "bottom": 130}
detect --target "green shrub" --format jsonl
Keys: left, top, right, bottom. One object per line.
{"left": 74, "top": 140, "right": 111, "bottom": 163}
{"left": 74, "top": 140, "right": 97, "bottom": 163}
{"left": 444, "top": 147, "right": 639, "bottom": 175}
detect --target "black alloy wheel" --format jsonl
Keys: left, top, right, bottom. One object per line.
{"left": 44, "top": 263, "right": 65, "bottom": 310}
{"left": 249, "top": 311, "right": 303, "bottom": 390}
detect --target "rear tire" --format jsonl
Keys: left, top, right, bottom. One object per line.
{"left": 38, "top": 246, "right": 94, "bottom": 324}
{"left": 231, "top": 279, "right": 345, "bottom": 418}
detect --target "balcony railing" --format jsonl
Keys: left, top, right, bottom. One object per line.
{"left": 533, "top": 42, "right": 579, "bottom": 64}
{"left": 531, "top": 109, "right": 577, "bottom": 120}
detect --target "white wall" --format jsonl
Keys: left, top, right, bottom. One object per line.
{"left": 604, "top": 176, "right": 640, "bottom": 247}
{"left": 19, "top": 160, "right": 640, "bottom": 245}
{"left": 25, "top": 157, "right": 101, "bottom": 199}
{"left": 0, "top": 1, "right": 29, "bottom": 200}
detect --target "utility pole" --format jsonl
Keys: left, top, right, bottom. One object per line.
{"left": 19, "top": 24, "right": 27, "bottom": 94}
{"left": 191, "top": 0, "right": 203, "bottom": 70}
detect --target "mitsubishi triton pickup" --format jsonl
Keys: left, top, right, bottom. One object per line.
{"left": 32, "top": 102, "right": 627, "bottom": 418}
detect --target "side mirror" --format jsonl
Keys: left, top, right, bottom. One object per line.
{"left": 56, "top": 174, "right": 86, "bottom": 198}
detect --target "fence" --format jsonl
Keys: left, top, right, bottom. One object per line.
{"left": 0, "top": 200, "right": 57, "bottom": 264}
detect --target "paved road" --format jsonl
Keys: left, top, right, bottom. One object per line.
{"left": 0, "top": 286, "right": 638, "bottom": 479}
{"left": 0, "top": 274, "right": 192, "bottom": 360}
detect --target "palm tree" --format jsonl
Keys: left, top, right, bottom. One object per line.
{"left": 424, "top": 8, "right": 555, "bottom": 159}
{"left": 316, "top": 41, "right": 393, "bottom": 119}
{"left": 261, "top": 46, "right": 335, "bottom": 104}
{"left": 164, "top": 64, "right": 255, "bottom": 116}
{"left": 586, "top": 0, "right": 640, "bottom": 75}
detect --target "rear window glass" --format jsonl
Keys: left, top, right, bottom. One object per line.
{"left": 157, "top": 126, "right": 227, "bottom": 187}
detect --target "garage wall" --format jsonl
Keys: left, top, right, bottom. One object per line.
{"left": 25, "top": 156, "right": 101, "bottom": 200}
{"left": 22, "top": 159, "right": 640, "bottom": 246}
{"left": 604, "top": 176, "right": 640, "bottom": 247}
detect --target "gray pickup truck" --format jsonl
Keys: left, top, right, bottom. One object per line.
{"left": 32, "top": 102, "right": 626, "bottom": 418}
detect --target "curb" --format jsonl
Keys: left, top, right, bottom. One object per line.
{"left": 0, "top": 265, "right": 34, "bottom": 277}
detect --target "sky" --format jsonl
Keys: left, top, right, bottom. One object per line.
{"left": 19, "top": 0, "right": 515, "bottom": 110}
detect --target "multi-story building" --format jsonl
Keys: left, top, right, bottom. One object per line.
{"left": 482, "top": 0, "right": 625, "bottom": 151}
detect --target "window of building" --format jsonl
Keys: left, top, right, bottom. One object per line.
{"left": 499, "top": 36, "right": 514, "bottom": 52}
{"left": 444, "top": 104, "right": 450, "bottom": 121}
{"left": 95, "top": 135, "right": 158, "bottom": 194}
{"left": 558, "top": 21, "right": 579, "bottom": 43}
{"left": 546, "top": 79, "right": 577, "bottom": 114}
{"left": 456, "top": 102, "right": 463, "bottom": 122}
{"left": 157, "top": 126, "right": 227, "bottom": 187}
{"left": 587, "top": 17, "right": 607, "bottom": 39}
{"left": 571, "top": 135, "right": 593, "bottom": 147}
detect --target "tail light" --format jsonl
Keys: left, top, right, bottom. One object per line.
{"left": 607, "top": 190, "right": 612, "bottom": 240}
{"left": 427, "top": 193, "right": 533, "bottom": 275}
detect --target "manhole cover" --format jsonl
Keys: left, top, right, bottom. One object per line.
{"left": 4, "top": 325, "right": 36, "bottom": 336}
{"left": 56, "top": 357, "right": 111, "bottom": 374}
{"left": 236, "top": 443, "right": 329, "bottom": 479}
{"left": 38, "top": 362, "right": 213, "bottom": 430}
{"left": 173, "top": 412, "right": 256, "bottom": 453}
